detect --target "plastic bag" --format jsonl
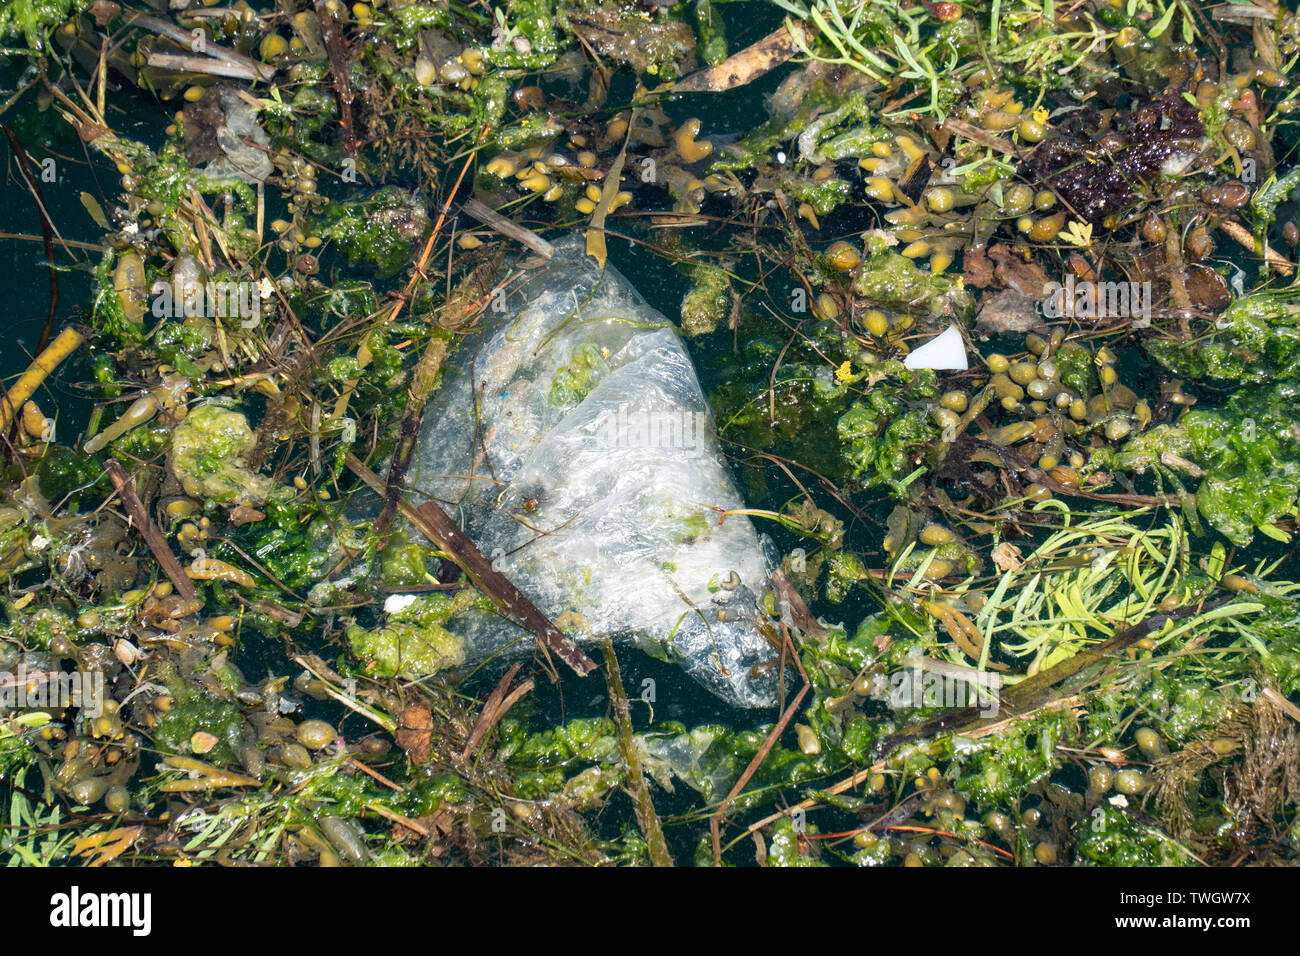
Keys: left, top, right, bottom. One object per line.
{"left": 408, "top": 235, "right": 779, "bottom": 707}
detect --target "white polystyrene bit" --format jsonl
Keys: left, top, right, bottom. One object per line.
{"left": 903, "top": 324, "right": 968, "bottom": 371}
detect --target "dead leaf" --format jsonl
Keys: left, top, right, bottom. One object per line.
{"left": 89, "top": 1, "right": 121, "bottom": 26}
{"left": 988, "top": 243, "right": 1053, "bottom": 298}
{"left": 396, "top": 702, "right": 433, "bottom": 764}
{"left": 771, "top": 569, "right": 828, "bottom": 638}
{"left": 975, "top": 288, "right": 1047, "bottom": 335}
{"left": 941, "top": 117, "right": 1018, "bottom": 155}
{"left": 962, "top": 243, "right": 996, "bottom": 288}
{"left": 991, "top": 542, "right": 1023, "bottom": 571}
{"left": 190, "top": 731, "right": 218, "bottom": 754}
{"left": 675, "top": 22, "right": 813, "bottom": 93}
{"left": 228, "top": 504, "right": 265, "bottom": 526}
{"left": 73, "top": 826, "right": 145, "bottom": 867}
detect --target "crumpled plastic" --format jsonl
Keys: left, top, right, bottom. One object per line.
{"left": 183, "top": 87, "right": 272, "bottom": 184}
{"left": 406, "top": 235, "right": 779, "bottom": 707}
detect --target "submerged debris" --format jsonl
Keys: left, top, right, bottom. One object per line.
{"left": 0, "top": 0, "right": 1299, "bottom": 869}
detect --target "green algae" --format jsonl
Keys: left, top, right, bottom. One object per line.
{"left": 347, "top": 589, "right": 493, "bottom": 679}
{"left": 1147, "top": 292, "right": 1300, "bottom": 384}
{"left": 3, "top": 0, "right": 1300, "bottom": 872}
{"left": 1074, "top": 805, "right": 1191, "bottom": 866}
{"left": 837, "top": 365, "right": 940, "bottom": 495}
{"left": 169, "top": 404, "right": 278, "bottom": 506}
{"left": 549, "top": 342, "right": 607, "bottom": 408}
{"left": 315, "top": 187, "right": 430, "bottom": 279}
{"left": 0, "top": 0, "right": 89, "bottom": 52}
{"left": 680, "top": 262, "right": 732, "bottom": 337}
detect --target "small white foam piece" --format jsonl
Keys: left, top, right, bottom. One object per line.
{"left": 383, "top": 593, "right": 418, "bottom": 614}
{"left": 903, "top": 324, "right": 968, "bottom": 370}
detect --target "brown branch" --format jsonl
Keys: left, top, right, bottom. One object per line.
{"left": 125, "top": 12, "right": 275, "bottom": 81}
{"left": 460, "top": 198, "right": 555, "bottom": 259}
{"left": 674, "top": 21, "right": 812, "bottom": 93}
{"left": 315, "top": 0, "right": 358, "bottom": 158}
{"left": 372, "top": 337, "right": 448, "bottom": 539}
{"left": 103, "top": 459, "right": 197, "bottom": 602}
{"left": 710, "top": 622, "right": 809, "bottom": 864}
{"left": 1220, "top": 218, "right": 1295, "bottom": 277}
{"left": 347, "top": 756, "right": 404, "bottom": 792}
{"left": 144, "top": 52, "right": 263, "bottom": 83}
{"left": 345, "top": 454, "right": 597, "bottom": 677}
{"left": 461, "top": 662, "right": 532, "bottom": 760}
{"left": 386, "top": 128, "right": 490, "bottom": 326}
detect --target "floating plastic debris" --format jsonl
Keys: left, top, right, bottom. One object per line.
{"left": 406, "top": 236, "right": 779, "bottom": 707}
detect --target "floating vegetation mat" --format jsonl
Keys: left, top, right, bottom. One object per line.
{"left": 1, "top": 0, "right": 1300, "bottom": 868}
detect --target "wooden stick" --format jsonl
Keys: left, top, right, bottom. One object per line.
{"left": 365, "top": 802, "right": 429, "bottom": 837}
{"left": 348, "top": 757, "right": 404, "bottom": 792}
{"left": 462, "top": 676, "right": 533, "bottom": 764}
{"left": 675, "top": 21, "right": 813, "bottom": 93}
{"left": 372, "top": 337, "right": 449, "bottom": 539}
{"left": 460, "top": 198, "right": 555, "bottom": 259}
{"left": 103, "top": 459, "right": 197, "bottom": 602}
{"left": 346, "top": 454, "right": 597, "bottom": 677}
{"left": 144, "top": 52, "right": 262, "bottom": 82}
{"left": 386, "top": 132, "right": 489, "bottom": 325}
{"left": 315, "top": 0, "right": 358, "bottom": 157}
{"left": 462, "top": 662, "right": 524, "bottom": 760}
{"left": 711, "top": 623, "right": 808, "bottom": 862}
{"left": 126, "top": 12, "right": 275, "bottom": 81}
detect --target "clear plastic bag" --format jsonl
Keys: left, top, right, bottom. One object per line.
{"left": 408, "top": 235, "right": 779, "bottom": 707}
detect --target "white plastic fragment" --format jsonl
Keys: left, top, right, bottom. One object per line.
{"left": 903, "top": 323, "right": 968, "bottom": 370}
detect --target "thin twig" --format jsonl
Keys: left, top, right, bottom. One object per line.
{"left": 125, "top": 12, "right": 274, "bottom": 81}
{"left": 103, "top": 459, "right": 197, "bottom": 602}
{"left": 599, "top": 637, "right": 673, "bottom": 866}
{"left": 315, "top": 0, "right": 358, "bottom": 157}
{"left": 462, "top": 662, "right": 529, "bottom": 759}
{"left": 711, "top": 622, "right": 809, "bottom": 863}
{"left": 0, "top": 122, "right": 58, "bottom": 353}
{"left": 1219, "top": 218, "right": 1295, "bottom": 276}
{"left": 348, "top": 757, "right": 405, "bottom": 792}
{"left": 461, "top": 198, "right": 555, "bottom": 259}
{"left": 144, "top": 52, "right": 262, "bottom": 82}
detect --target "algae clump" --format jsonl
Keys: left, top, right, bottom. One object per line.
{"left": 348, "top": 590, "right": 492, "bottom": 679}
{"left": 680, "top": 263, "right": 731, "bottom": 337}
{"left": 169, "top": 403, "right": 276, "bottom": 506}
